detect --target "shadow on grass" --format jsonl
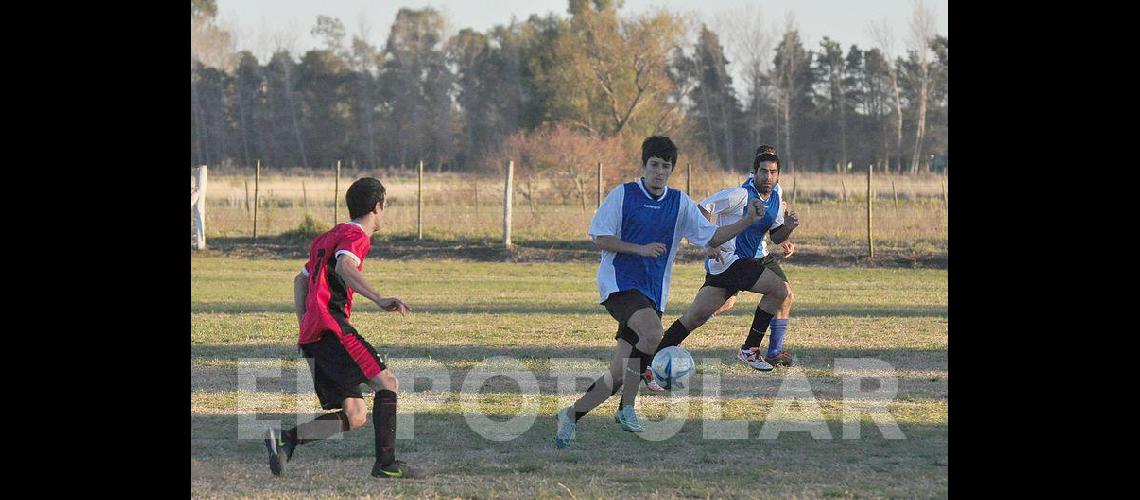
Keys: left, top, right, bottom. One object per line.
{"left": 192, "top": 354, "right": 947, "bottom": 399}
{"left": 198, "top": 236, "right": 947, "bottom": 268}
{"left": 191, "top": 302, "right": 947, "bottom": 318}
{"left": 190, "top": 343, "right": 947, "bottom": 383}
{"left": 191, "top": 412, "right": 948, "bottom": 497}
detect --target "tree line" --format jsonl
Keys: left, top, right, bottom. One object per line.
{"left": 190, "top": 0, "right": 946, "bottom": 174}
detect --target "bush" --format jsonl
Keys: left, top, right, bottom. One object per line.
{"left": 474, "top": 124, "right": 727, "bottom": 202}
{"left": 475, "top": 125, "right": 631, "bottom": 203}
{"left": 278, "top": 214, "right": 327, "bottom": 243}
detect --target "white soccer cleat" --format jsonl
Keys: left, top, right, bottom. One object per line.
{"left": 554, "top": 406, "right": 577, "bottom": 449}
{"left": 641, "top": 368, "right": 666, "bottom": 392}
{"left": 736, "top": 347, "right": 774, "bottom": 372}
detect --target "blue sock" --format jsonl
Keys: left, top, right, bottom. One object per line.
{"left": 767, "top": 319, "right": 789, "bottom": 358}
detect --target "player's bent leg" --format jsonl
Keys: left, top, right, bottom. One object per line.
{"left": 747, "top": 268, "right": 790, "bottom": 299}
{"left": 618, "top": 307, "right": 666, "bottom": 392}
{"left": 366, "top": 370, "right": 428, "bottom": 479}
{"left": 658, "top": 286, "right": 729, "bottom": 353}
{"left": 776, "top": 285, "right": 794, "bottom": 318}
{"left": 627, "top": 307, "right": 664, "bottom": 354}
{"left": 342, "top": 397, "right": 368, "bottom": 430}
{"left": 367, "top": 368, "right": 400, "bottom": 393}
{"left": 713, "top": 293, "right": 738, "bottom": 316}
{"left": 265, "top": 405, "right": 352, "bottom": 476}
{"left": 767, "top": 284, "right": 795, "bottom": 366}
{"left": 735, "top": 270, "right": 787, "bottom": 372}
{"left": 615, "top": 308, "right": 660, "bottom": 431}
{"left": 560, "top": 339, "right": 633, "bottom": 447}
{"left": 679, "top": 286, "right": 730, "bottom": 331}
{"left": 570, "top": 340, "right": 630, "bottom": 418}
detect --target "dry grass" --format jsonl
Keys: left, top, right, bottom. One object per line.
{"left": 199, "top": 169, "right": 948, "bottom": 208}
{"left": 194, "top": 171, "right": 948, "bottom": 262}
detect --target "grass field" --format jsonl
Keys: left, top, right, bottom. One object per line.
{"left": 191, "top": 256, "right": 948, "bottom": 497}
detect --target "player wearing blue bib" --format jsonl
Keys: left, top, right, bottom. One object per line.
{"left": 554, "top": 137, "right": 765, "bottom": 449}
{"left": 653, "top": 145, "right": 801, "bottom": 371}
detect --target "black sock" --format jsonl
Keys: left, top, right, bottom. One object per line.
{"left": 635, "top": 347, "right": 652, "bottom": 375}
{"left": 374, "top": 390, "right": 397, "bottom": 467}
{"left": 288, "top": 410, "right": 348, "bottom": 445}
{"left": 657, "top": 319, "right": 691, "bottom": 353}
{"left": 575, "top": 376, "right": 620, "bottom": 421}
{"left": 743, "top": 306, "right": 774, "bottom": 349}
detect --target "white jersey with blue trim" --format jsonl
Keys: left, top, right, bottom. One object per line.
{"left": 700, "top": 176, "right": 784, "bottom": 275}
{"left": 588, "top": 178, "right": 718, "bottom": 313}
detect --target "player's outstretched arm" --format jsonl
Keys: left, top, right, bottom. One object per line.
{"left": 593, "top": 235, "right": 666, "bottom": 258}
{"left": 334, "top": 256, "right": 411, "bottom": 315}
{"left": 707, "top": 199, "right": 765, "bottom": 248}
{"left": 293, "top": 272, "right": 309, "bottom": 327}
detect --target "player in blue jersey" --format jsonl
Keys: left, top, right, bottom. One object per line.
{"left": 653, "top": 145, "right": 801, "bottom": 371}
{"left": 554, "top": 136, "right": 765, "bottom": 449}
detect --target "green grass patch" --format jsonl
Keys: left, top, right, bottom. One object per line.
{"left": 191, "top": 256, "right": 947, "bottom": 497}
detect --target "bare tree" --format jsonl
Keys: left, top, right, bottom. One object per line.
{"left": 869, "top": 18, "right": 902, "bottom": 174}
{"left": 908, "top": 0, "right": 937, "bottom": 173}
{"left": 270, "top": 24, "right": 308, "bottom": 169}
{"left": 347, "top": 15, "right": 380, "bottom": 169}
{"left": 191, "top": 11, "right": 238, "bottom": 167}
{"left": 191, "top": 13, "right": 238, "bottom": 72}
{"left": 713, "top": 3, "right": 775, "bottom": 153}
{"left": 776, "top": 13, "right": 800, "bottom": 170}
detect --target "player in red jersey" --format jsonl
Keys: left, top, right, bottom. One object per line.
{"left": 263, "top": 177, "right": 426, "bottom": 480}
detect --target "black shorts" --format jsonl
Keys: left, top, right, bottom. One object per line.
{"left": 299, "top": 329, "right": 387, "bottom": 410}
{"left": 702, "top": 254, "right": 788, "bottom": 299}
{"left": 602, "top": 290, "right": 662, "bottom": 347}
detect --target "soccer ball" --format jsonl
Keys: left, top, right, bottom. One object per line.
{"left": 651, "top": 346, "right": 694, "bottom": 390}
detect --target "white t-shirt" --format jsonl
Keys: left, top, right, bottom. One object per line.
{"left": 700, "top": 181, "right": 784, "bottom": 275}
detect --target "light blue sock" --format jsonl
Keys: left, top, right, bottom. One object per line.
{"left": 767, "top": 319, "right": 789, "bottom": 358}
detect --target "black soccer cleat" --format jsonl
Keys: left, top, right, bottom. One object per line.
{"left": 371, "top": 460, "right": 429, "bottom": 479}
{"left": 263, "top": 428, "right": 294, "bottom": 476}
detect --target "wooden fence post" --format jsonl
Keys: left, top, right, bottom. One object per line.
{"left": 193, "top": 165, "right": 207, "bottom": 250}
{"left": 503, "top": 160, "right": 514, "bottom": 248}
{"left": 597, "top": 162, "right": 603, "bottom": 208}
{"left": 867, "top": 165, "right": 874, "bottom": 260}
{"left": 892, "top": 179, "right": 899, "bottom": 209}
{"left": 417, "top": 160, "right": 424, "bottom": 240}
{"left": 253, "top": 160, "right": 260, "bottom": 240}
{"left": 686, "top": 162, "right": 692, "bottom": 195}
{"left": 334, "top": 161, "right": 341, "bottom": 225}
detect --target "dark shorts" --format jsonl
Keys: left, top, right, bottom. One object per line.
{"left": 602, "top": 290, "right": 662, "bottom": 347}
{"left": 702, "top": 254, "right": 788, "bottom": 299}
{"left": 299, "top": 329, "right": 387, "bottom": 410}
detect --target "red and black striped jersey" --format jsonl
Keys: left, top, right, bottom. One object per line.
{"left": 298, "top": 222, "right": 372, "bottom": 344}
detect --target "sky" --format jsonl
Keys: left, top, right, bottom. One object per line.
{"left": 216, "top": 0, "right": 948, "bottom": 61}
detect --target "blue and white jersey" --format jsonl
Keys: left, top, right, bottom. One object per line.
{"left": 588, "top": 178, "right": 718, "bottom": 313}
{"left": 700, "top": 176, "right": 784, "bottom": 275}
